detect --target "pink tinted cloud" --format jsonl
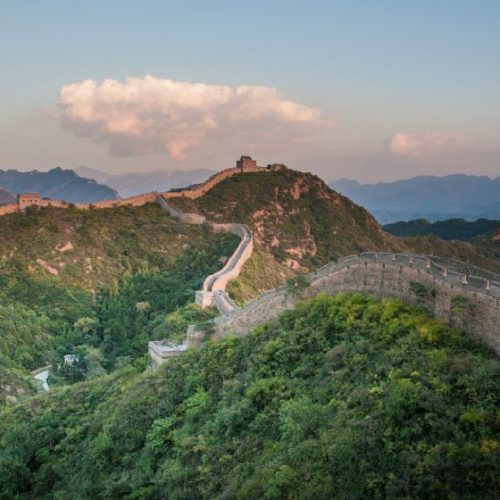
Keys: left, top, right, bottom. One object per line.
{"left": 58, "top": 75, "right": 329, "bottom": 160}
{"left": 389, "top": 132, "right": 473, "bottom": 156}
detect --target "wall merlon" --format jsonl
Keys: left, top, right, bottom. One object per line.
{"left": 211, "top": 253, "right": 500, "bottom": 356}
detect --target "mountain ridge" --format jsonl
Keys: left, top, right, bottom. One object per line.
{"left": 331, "top": 174, "right": 500, "bottom": 223}
{"left": 168, "top": 167, "right": 500, "bottom": 300}
{"left": 0, "top": 188, "right": 15, "bottom": 205}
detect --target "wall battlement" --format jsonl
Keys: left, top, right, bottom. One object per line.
{"left": 162, "top": 155, "right": 273, "bottom": 201}
{"left": 211, "top": 252, "right": 500, "bottom": 355}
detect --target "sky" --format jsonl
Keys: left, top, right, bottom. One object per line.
{"left": 0, "top": 0, "right": 499, "bottom": 183}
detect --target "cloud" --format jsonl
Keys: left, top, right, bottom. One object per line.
{"left": 58, "top": 75, "right": 328, "bottom": 160}
{"left": 389, "top": 132, "right": 473, "bottom": 156}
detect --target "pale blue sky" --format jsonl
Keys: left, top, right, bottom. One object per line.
{"left": 1, "top": 0, "right": 499, "bottom": 181}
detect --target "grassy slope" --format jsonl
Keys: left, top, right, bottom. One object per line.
{"left": 0, "top": 293, "right": 498, "bottom": 498}
{"left": 172, "top": 169, "right": 500, "bottom": 301}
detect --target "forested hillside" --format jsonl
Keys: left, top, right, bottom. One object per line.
{"left": 0, "top": 204, "right": 238, "bottom": 404}
{"left": 382, "top": 219, "right": 500, "bottom": 267}
{"left": 1, "top": 293, "right": 498, "bottom": 498}
{"left": 384, "top": 218, "right": 500, "bottom": 240}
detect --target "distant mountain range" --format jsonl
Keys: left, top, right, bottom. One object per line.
{"left": 74, "top": 166, "right": 216, "bottom": 198}
{"left": 330, "top": 174, "right": 500, "bottom": 223}
{"left": 0, "top": 188, "right": 15, "bottom": 205}
{"left": 0, "top": 167, "right": 118, "bottom": 203}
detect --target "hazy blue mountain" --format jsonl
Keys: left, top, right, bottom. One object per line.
{"left": 0, "top": 167, "right": 118, "bottom": 203}
{"left": 0, "top": 188, "right": 15, "bottom": 205}
{"left": 74, "top": 166, "right": 216, "bottom": 197}
{"left": 330, "top": 174, "right": 500, "bottom": 223}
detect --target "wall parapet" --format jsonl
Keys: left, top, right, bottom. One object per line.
{"left": 210, "top": 252, "right": 500, "bottom": 356}
{"left": 202, "top": 223, "right": 253, "bottom": 293}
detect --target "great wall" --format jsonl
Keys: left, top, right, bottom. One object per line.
{"left": 0, "top": 156, "right": 284, "bottom": 216}
{"left": 211, "top": 253, "right": 500, "bottom": 350}
{"left": 2, "top": 156, "right": 499, "bottom": 371}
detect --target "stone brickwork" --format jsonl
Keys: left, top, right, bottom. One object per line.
{"left": 157, "top": 195, "right": 253, "bottom": 311}
{"left": 156, "top": 195, "right": 207, "bottom": 224}
{"left": 202, "top": 223, "right": 253, "bottom": 293}
{"left": 5, "top": 191, "right": 158, "bottom": 213}
{"left": 148, "top": 341, "right": 188, "bottom": 369}
{"left": 236, "top": 155, "right": 257, "bottom": 170}
{"left": 17, "top": 193, "right": 42, "bottom": 210}
{"left": 212, "top": 252, "right": 500, "bottom": 355}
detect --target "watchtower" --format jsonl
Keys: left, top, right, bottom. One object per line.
{"left": 236, "top": 155, "right": 258, "bottom": 171}
{"left": 17, "top": 193, "right": 42, "bottom": 210}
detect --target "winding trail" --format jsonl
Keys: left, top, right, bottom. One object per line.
{"left": 149, "top": 195, "right": 255, "bottom": 368}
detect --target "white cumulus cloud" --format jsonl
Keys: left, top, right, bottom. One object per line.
{"left": 58, "top": 75, "right": 328, "bottom": 160}
{"left": 389, "top": 132, "right": 473, "bottom": 156}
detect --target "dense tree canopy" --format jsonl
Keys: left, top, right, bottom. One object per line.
{"left": 1, "top": 293, "right": 498, "bottom": 498}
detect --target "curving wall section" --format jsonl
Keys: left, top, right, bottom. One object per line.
{"left": 0, "top": 203, "right": 18, "bottom": 216}
{"left": 202, "top": 224, "right": 253, "bottom": 292}
{"left": 212, "top": 252, "right": 500, "bottom": 355}
{"left": 155, "top": 195, "right": 253, "bottom": 311}
{"left": 149, "top": 197, "right": 254, "bottom": 366}
{"left": 162, "top": 165, "right": 267, "bottom": 200}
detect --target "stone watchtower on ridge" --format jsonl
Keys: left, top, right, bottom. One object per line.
{"left": 236, "top": 155, "right": 286, "bottom": 173}
{"left": 17, "top": 193, "right": 42, "bottom": 210}
{"left": 236, "top": 155, "right": 258, "bottom": 171}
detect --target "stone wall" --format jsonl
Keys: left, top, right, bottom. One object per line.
{"left": 162, "top": 159, "right": 268, "bottom": 201}
{"left": 156, "top": 194, "right": 253, "bottom": 312}
{"left": 202, "top": 223, "right": 253, "bottom": 292}
{"left": 162, "top": 167, "right": 244, "bottom": 200}
{"left": 214, "top": 291, "right": 241, "bottom": 314}
{"left": 212, "top": 253, "right": 500, "bottom": 355}
{"left": 156, "top": 194, "right": 207, "bottom": 224}
{"left": 0, "top": 203, "right": 18, "bottom": 216}
{"left": 0, "top": 156, "right": 272, "bottom": 218}
{"left": 17, "top": 193, "right": 42, "bottom": 210}
{"left": 148, "top": 341, "right": 188, "bottom": 369}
